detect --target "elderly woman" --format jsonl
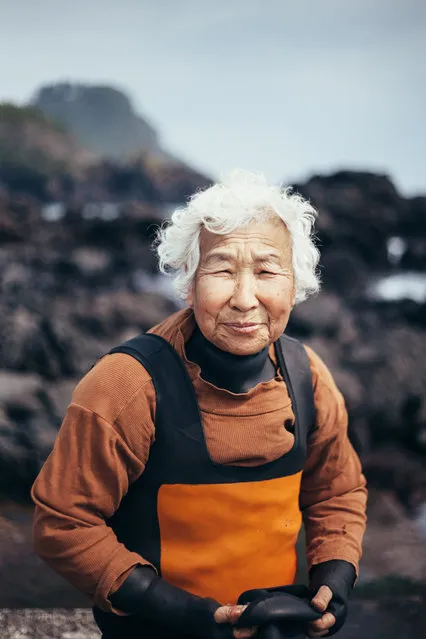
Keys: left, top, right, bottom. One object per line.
{"left": 32, "top": 170, "right": 367, "bottom": 639}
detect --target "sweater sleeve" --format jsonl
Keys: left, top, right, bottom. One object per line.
{"left": 31, "top": 354, "right": 157, "bottom": 614}
{"left": 299, "top": 346, "right": 368, "bottom": 575}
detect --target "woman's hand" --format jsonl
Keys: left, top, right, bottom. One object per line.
{"left": 215, "top": 604, "right": 258, "bottom": 638}
{"left": 308, "top": 585, "right": 336, "bottom": 637}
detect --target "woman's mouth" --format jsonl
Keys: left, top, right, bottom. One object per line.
{"left": 223, "top": 323, "right": 261, "bottom": 334}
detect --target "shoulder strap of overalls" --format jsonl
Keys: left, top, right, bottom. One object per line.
{"left": 107, "top": 331, "right": 316, "bottom": 437}
{"left": 275, "top": 334, "right": 316, "bottom": 439}
{"left": 108, "top": 332, "right": 200, "bottom": 423}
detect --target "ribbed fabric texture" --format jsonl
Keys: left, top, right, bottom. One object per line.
{"left": 31, "top": 308, "right": 367, "bottom": 614}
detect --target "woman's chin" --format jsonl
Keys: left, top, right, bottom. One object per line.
{"left": 213, "top": 332, "right": 269, "bottom": 356}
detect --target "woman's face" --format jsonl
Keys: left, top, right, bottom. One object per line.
{"left": 187, "top": 216, "right": 296, "bottom": 355}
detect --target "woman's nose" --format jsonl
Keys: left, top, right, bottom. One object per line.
{"left": 230, "top": 274, "right": 259, "bottom": 311}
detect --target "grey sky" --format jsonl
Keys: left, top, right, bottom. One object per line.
{"left": 0, "top": 0, "right": 425, "bottom": 194}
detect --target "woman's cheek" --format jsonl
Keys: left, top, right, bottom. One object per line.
{"left": 198, "top": 276, "right": 233, "bottom": 309}
{"left": 258, "top": 278, "right": 288, "bottom": 300}
{"left": 259, "top": 283, "right": 294, "bottom": 321}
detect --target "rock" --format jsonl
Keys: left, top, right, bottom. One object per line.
{"left": 70, "top": 289, "right": 177, "bottom": 339}
{"left": 0, "top": 372, "right": 44, "bottom": 403}
{"left": 92, "top": 289, "right": 177, "bottom": 332}
{"left": 295, "top": 171, "right": 413, "bottom": 285}
{"left": 398, "top": 195, "right": 426, "bottom": 236}
{"left": 46, "top": 380, "right": 79, "bottom": 422}
{"left": 32, "top": 83, "right": 162, "bottom": 161}
{"left": 1, "top": 263, "right": 32, "bottom": 295}
{"left": 0, "top": 372, "right": 58, "bottom": 497}
{"left": 0, "top": 210, "right": 25, "bottom": 243}
{"left": 289, "top": 293, "right": 358, "bottom": 345}
{"left": 80, "top": 160, "right": 160, "bottom": 203}
{"left": 144, "top": 158, "right": 212, "bottom": 203}
{"left": 0, "top": 103, "right": 96, "bottom": 199}
{"left": 0, "top": 598, "right": 425, "bottom": 638}
{"left": 1, "top": 114, "right": 426, "bottom": 599}
{"left": 320, "top": 247, "right": 369, "bottom": 298}
{"left": 0, "top": 609, "right": 100, "bottom": 637}
{"left": 400, "top": 236, "right": 426, "bottom": 270}
{"left": 70, "top": 248, "right": 111, "bottom": 276}
{"left": 360, "top": 487, "right": 426, "bottom": 589}
{"left": 0, "top": 505, "right": 91, "bottom": 609}
{"left": 363, "top": 450, "right": 426, "bottom": 515}
{"left": 362, "top": 327, "right": 426, "bottom": 451}
{"left": 332, "top": 367, "right": 365, "bottom": 412}
{"left": 1, "top": 310, "right": 74, "bottom": 378}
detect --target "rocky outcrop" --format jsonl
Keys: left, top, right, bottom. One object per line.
{"left": 1, "top": 106, "right": 426, "bottom": 608}
{"left": 288, "top": 295, "right": 426, "bottom": 462}
{"left": 32, "top": 83, "right": 170, "bottom": 162}
{"left": 1, "top": 169, "right": 425, "bottom": 507}
{"left": 296, "top": 171, "right": 425, "bottom": 283}
{"left": 0, "top": 104, "right": 97, "bottom": 203}
{"left": 0, "top": 186, "right": 183, "bottom": 499}
{"left": 286, "top": 173, "right": 426, "bottom": 503}
{"left": 0, "top": 100, "right": 211, "bottom": 204}
{"left": 144, "top": 157, "right": 214, "bottom": 203}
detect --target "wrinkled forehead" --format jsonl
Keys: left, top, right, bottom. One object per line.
{"left": 198, "top": 216, "right": 292, "bottom": 263}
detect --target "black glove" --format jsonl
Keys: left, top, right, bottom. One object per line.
{"left": 309, "top": 559, "right": 356, "bottom": 636}
{"left": 236, "top": 585, "right": 321, "bottom": 639}
{"left": 109, "top": 565, "right": 233, "bottom": 639}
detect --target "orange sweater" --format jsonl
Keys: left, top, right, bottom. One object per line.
{"left": 31, "top": 308, "right": 367, "bottom": 614}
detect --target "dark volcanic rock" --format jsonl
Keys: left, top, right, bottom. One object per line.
{"left": 0, "top": 372, "right": 59, "bottom": 498}
{"left": 0, "top": 187, "right": 181, "bottom": 498}
{"left": 295, "top": 171, "right": 425, "bottom": 295}
{"left": 0, "top": 170, "right": 425, "bottom": 506}
{"left": 0, "top": 153, "right": 425, "bottom": 608}
{"left": 144, "top": 158, "right": 213, "bottom": 203}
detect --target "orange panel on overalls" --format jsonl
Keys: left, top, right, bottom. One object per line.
{"left": 158, "top": 473, "right": 302, "bottom": 604}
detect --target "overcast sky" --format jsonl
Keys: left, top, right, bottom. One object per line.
{"left": 0, "top": 0, "right": 425, "bottom": 195}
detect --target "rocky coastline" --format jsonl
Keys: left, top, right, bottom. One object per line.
{"left": 0, "top": 94, "right": 425, "bottom": 635}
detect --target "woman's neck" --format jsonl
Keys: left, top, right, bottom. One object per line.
{"left": 185, "top": 326, "right": 276, "bottom": 393}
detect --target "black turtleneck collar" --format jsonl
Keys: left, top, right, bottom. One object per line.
{"left": 185, "top": 326, "right": 277, "bottom": 394}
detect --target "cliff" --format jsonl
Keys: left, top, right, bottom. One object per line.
{"left": 32, "top": 83, "right": 171, "bottom": 161}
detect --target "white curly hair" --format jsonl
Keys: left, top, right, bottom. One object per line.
{"left": 155, "top": 169, "right": 321, "bottom": 304}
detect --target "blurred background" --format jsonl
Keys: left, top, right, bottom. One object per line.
{"left": 0, "top": 0, "right": 425, "bottom": 636}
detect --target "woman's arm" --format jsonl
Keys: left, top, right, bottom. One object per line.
{"left": 31, "top": 353, "right": 156, "bottom": 614}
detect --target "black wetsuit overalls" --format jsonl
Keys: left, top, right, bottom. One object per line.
{"left": 93, "top": 328, "right": 314, "bottom": 638}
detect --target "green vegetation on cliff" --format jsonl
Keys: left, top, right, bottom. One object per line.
{"left": 0, "top": 102, "right": 95, "bottom": 197}
{"left": 0, "top": 103, "right": 66, "bottom": 130}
